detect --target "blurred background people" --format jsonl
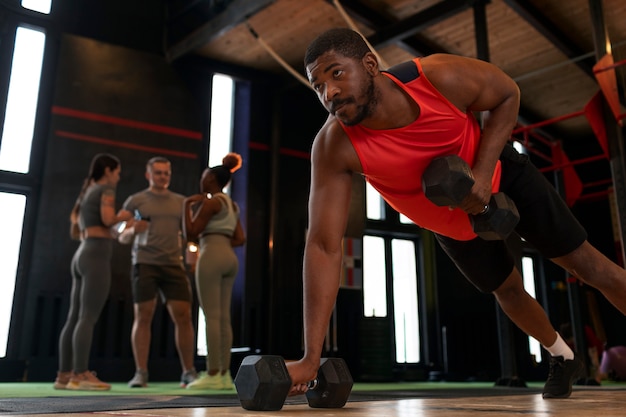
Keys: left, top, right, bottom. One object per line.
{"left": 183, "top": 153, "right": 245, "bottom": 390}
{"left": 55, "top": 153, "right": 131, "bottom": 391}
{"left": 119, "top": 156, "right": 197, "bottom": 388}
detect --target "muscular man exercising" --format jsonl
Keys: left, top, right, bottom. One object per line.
{"left": 286, "top": 28, "right": 626, "bottom": 399}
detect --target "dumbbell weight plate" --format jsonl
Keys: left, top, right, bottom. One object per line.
{"left": 422, "top": 155, "right": 475, "bottom": 207}
{"left": 234, "top": 355, "right": 292, "bottom": 411}
{"left": 470, "top": 193, "right": 520, "bottom": 240}
{"left": 306, "top": 357, "right": 353, "bottom": 408}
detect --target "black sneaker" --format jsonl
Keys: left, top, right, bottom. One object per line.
{"left": 542, "top": 355, "right": 584, "bottom": 399}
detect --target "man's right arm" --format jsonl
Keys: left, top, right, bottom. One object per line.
{"left": 288, "top": 119, "right": 356, "bottom": 390}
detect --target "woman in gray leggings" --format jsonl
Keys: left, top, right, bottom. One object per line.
{"left": 183, "top": 153, "right": 245, "bottom": 390}
{"left": 54, "top": 153, "right": 131, "bottom": 391}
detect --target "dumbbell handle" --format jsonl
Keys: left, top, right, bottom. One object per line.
{"left": 307, "top": 379, "right": 319, "bottom": 390}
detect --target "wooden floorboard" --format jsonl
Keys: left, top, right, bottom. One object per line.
{"left": 13, "top": 388, "right": 626, "bottom": 416}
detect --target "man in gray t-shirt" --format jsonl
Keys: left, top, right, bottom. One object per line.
{"left": 119, "top": 156, "right": 197, "bottom": 388}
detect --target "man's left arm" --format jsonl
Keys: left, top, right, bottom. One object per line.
{"left": 424, "top": 54, "right": 520, "bottom": 214}
{"left": 469, "top": 62, "right": 520, "bottom": 196}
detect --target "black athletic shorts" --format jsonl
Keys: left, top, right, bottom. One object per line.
{"left": 435, "top": 143, "right": 588, "bottom": 293}
{"left": 132, "top": 264, "right": 192, "bottom": 303}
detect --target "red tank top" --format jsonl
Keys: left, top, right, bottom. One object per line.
{"left": 341, "top": 58, "right": 502, "bottom": 240}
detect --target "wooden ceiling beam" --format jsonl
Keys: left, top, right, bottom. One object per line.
{"left": 166, "top": 0, "right": 275, "bottom": 62}
{"left": 474, "top": 0, "right": 490, "bottom": 61}
{"left": 502, "top": 0, "right": 594, "bottom": 78}
{"left": 366, "top": 0, "right": 476, "bottom": 50}
{"left": 167, "top": 0, "right": 207, "bottom": 21}
{"left": 330, "top": 0, "right": 445, "bottom": 56}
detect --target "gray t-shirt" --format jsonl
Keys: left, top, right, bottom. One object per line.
{"left": 79, "top": 184, "right": 115, "bottom": 230}
{"left": 122, "top": 189, "right": 185, "bottom": 266}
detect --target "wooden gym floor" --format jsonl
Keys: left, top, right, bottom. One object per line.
{"left": 7, "top": 387, "right": 626, "bottom": 417}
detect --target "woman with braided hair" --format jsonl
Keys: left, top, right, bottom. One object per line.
{"left": 183, "top": 153, "right": 246, "bottom": 390}
{"left": 55, "top": 153, "right": 132, "bottom": 390}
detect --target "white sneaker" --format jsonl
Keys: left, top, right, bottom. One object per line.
{"left": 128, "top": 369, "right": 148, "bottom": 388}
{"left": 180, "top": 368, "right": 198, "bottom": 388}
{"left": 186, "top": 372, "right": 224, "bottom": 390}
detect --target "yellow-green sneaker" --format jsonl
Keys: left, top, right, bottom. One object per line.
{"left": 222, "top": 370, "right": 234, "bottom": 390}
{"left": 186, "top": 372, "right": 224, "bottom": 390}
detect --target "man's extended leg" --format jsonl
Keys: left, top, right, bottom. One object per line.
{"left": 493, "top": 269, "right": 558, "bottom": 346}
{"left": 552, "top": 240, "right": 626, "bottom": 314}
{"left": 493, "top": 268, "right": 584, "bottom": 398}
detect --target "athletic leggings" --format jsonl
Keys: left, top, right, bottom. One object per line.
{"left": 58, "top": 238, "right": 113, "bottom": 373}
{"left": 196, "top": 234, "right": 238, "bottom": 372}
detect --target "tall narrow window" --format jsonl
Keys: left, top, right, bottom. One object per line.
{"left": 0, "top": 26, "right": 46, "bottom": 173}
{"left": 513, "top": 140, "right": 525, "bottom": 154}
{"left": 392, "top": 239, "right": 420, "bottom": 363}
{"left": 399, "top": 214, "right": 413, "bottom": 224}
{"left": 208, "top": 74, "right": 234, "bottom": 167}
{"left": 363, "top": 236, "right": 387, "bottom": 317}
{"left": 366, "top": 182, "right": 383, "bottom": 220}
{"left": 0, "top": 193, "right": 26, "bottom": 358}
{"left": 21, "top": 0, "right": 52, "bottom": 14}
{"left": 196, "top": 73, "right": 235, "bottom": 356}
{"left": 522, "top": 256, "right": 542, "bottom": 363}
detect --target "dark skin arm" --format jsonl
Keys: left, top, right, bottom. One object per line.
{"left": 182, "top": 194, "right": 218, "bottom": 241}
{"left": 182, "top": 194, "right": 243, "bottom": 244}
{"left": 421, "top": 54, "right": 520, "bottom": 214}
{"left": 231, "top": 218, "right": 246, "bottom": 247}
{"left": 287, "top": 118, "right": 358, "bottom": 392}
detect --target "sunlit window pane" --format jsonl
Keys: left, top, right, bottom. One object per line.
{"left": 0, "top": 26, "right": 46, "bottom": 173}
{"left": 366, "top": 182, "right": 383, "bottom": 220}
{"left": 21, "top": 0, "right": 51, "bottom": 14}
{"left": 513, "top": 140, "right": 525, "bottom": 154}
{"left": 522, "top": 256, "right": 542, "bottom": 363}
{"left": 392, "top": 239, "right": 420, "bottom": 363}
{"left": 363, "top": 236, "right": 386, "bottom": 317}
{"left": 208, "top": 74, "right": 234, "bottom": 168}
{"left": 0, "top": 193, "right": 26, "bottom": 358}
{"left": 196, "top": 311, "right": 207, "bottom": 356}
{"left": 399, "top": 214, "right": 413, "bottom": 224}
{"left": 197, "top": 73, "right": 234, "bottom": 356}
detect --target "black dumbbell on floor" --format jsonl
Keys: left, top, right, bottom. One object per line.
{"left": 234, "top": 355, "right": 353, "bottom": 411}
{"left": 422, "top": 155, "right": 520, "bottom": 240}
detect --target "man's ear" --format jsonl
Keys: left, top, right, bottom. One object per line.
{"left": 362, "top": 52, "right": 379, "bottom": 76}
{"left": 145, "top": 170, "right": 150, "bottom": 181}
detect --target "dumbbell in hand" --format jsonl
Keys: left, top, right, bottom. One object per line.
{"left": 422, "top": 155, "right": 520, "bottom": 240}
{"left": 234, "top": 355, "right": 353, "bottom": 411}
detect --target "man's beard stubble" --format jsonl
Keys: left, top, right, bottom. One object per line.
{"left": 334, "top": 78, "right": 378, "bottom": 126}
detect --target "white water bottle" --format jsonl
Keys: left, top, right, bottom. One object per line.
{"left": 134, "top": 210, "right": 150, "bottom": 246}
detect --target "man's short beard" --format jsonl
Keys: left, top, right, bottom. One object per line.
{"left": 342, "top": 79, "right": 378, "bottom": 126}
